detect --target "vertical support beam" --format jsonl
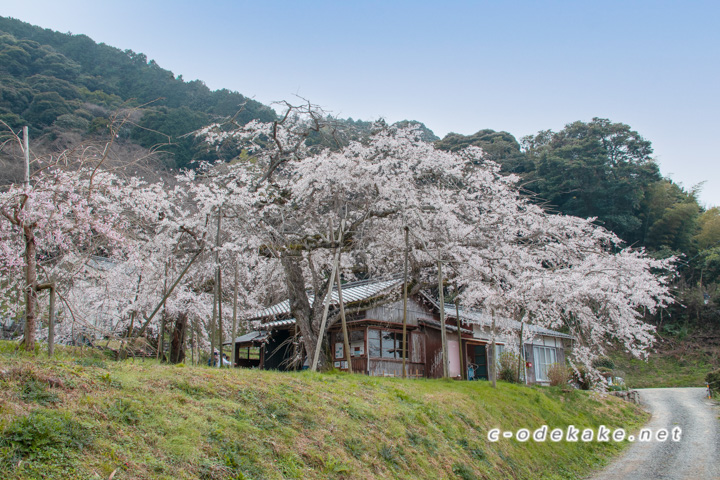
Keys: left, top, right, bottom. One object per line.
{"left": 210, "top": 207, "right": 222, "bottom": 364}
{"left": 48, "top": 284, "right": 55, "bottom": 357}
{"left": 401, "top": 226, "right": 409, "bottom": 378}
{"left": 519, "top": 321, "right": 527, "bottom": 384}
{"left": 336, "top": 272, "right": 352, "bottom": 373}
{"left": 190, "top": 318, "right": 195, "bottom": 366}
{"left": 232, "top": 261, "right": 239, "bottom": 368}
{"left": 455, "top": 297, "right": 464, "bottom": 380}
{"left": 438, "top": 260, "right": 448, "bottom": 379}
{"left": 491, "top": 310, "right": 497, "bottom": 388}
{"left": 310, "top": 219, "right": 345, "bottom": 372}
{"left": 517, "top": 318, "right": 527, "bottom": 381}
{"left": 218, "top": 268, "right": 223, "bottom": 367}
{"left": 23, "top": 126, "right": 30, "bottom": 189}
{"left": 157, "top": 262, "right": 168, "bottom": 361}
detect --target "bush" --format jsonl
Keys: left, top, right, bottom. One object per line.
{"left": 497, "top": 351, "right": 521, "bottom": 383}
{"left": 547, "top": 363, "right": 571, "bottom": 387}
{"left": 592, "top": 356, "right": 615, "bottom": 370}
{"left": 706, "top": 369, "right": 720, "bottom": 397}
{"left": 571, "top": 365, "right": 595, "bottom": 390}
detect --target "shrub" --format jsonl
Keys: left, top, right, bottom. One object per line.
{"left": 497, "top": 351, "right": 521, "bottom": 383}
{"left": 547, "top": 363, "right": 571, "bottom": 387}
{"left": 706, "top": 369, "right": 720, "bottom": 397}
{"left": 592, "top": 356, "right": 615, "bottom": 370}
{"left": 571, "top": 365, "right": 595, "bottom": 390}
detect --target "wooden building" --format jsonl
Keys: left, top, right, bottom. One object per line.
{"left": 229, "top": 277, "right": 572, "bottom": 383}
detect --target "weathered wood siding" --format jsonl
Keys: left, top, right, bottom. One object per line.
{"left": 368, "top": 359, "right": 425, "bottom": 377}
{"left": 410, "top": 331, "right": 425, "bottom": 363}
{"left": 363, "top": 298, "right": 430, "bottom": 326}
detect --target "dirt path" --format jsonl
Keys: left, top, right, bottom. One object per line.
{"left": 590, "top": 388, "right": 720, "bottom": 480}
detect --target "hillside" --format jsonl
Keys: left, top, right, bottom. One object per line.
{"left": 0, "top": 344, "right": 647, "bottom": 480}
{"left": 0, "top": 16, "right": 439, "bottom": 173}
{"left": 0, "top": 15, "right": 276, "bottom": 169}
{"left": 610, "top": 326, "right": 720, "bottom": 389}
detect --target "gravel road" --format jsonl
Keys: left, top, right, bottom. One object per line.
{"left": 590, "top": 387, "right": 720, "bottom": 480}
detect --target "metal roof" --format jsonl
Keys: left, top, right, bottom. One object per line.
{"left": 255, "top": 318, "right": 297, "bottom": 329}
{"left": 444, "top": 304, "right": 573, "bottom": 340}
{"left": 225, "top": 331, "right": 271, "bottom": 345}
{"left": 251, "top": 276, "right": 403, "bottom": 319}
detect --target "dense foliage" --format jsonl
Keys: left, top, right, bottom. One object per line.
{"left": 437, "top": 120, "right": 720, "bottom": 330}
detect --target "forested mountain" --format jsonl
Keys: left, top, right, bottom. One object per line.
{"left": 0, "top": 16, "right": 439, "bottom": 170}
{"left": 0, "top": 16, "right": 276, "bottom": 169}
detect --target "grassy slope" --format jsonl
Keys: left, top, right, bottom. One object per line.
{"left": 0, "top": 344, "right": 647, "bottom": 480}
{"left": 610, "top": 330, "right": 720, "bottom": 388}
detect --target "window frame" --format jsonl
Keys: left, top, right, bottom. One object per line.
{"left": 367, "top": 327, "right": 407, "bottom": 360}
{"left": 533, "top": 345, "right": 557, "bottom": 382}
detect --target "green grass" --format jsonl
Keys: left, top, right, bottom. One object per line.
{"left": 0, "top": 342, "right": 648, "bottom": 479}
{"left": 609, "top": 331, "right": 720, "bottom": 388}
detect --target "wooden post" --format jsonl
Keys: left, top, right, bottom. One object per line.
{"left": 23, "top": 126, "right": 29, "bottom": 189}
{"left": 491, "top": 310, "right": 497, "bottom": 388}
{"left": 157, "top": 262, "right": 168, "bottom": 361}
{"left": 438, "top": 260, "right": 448, "bottom": 379}
{"left": 336, "top": 272, "right": 352, "bottom": 373}
{"left": 310, "top": 219, "right": 345, "bottom": 372}
{"left": 211, "top": 207, "right": 222, "bottom": 363}
{"left": 190, "top": 318, "right": 195, "bottom": 366}
{"left": 137, "top": 248, "right": 204, "bottom": 338}
{"left": 518, "top": 321, "right": 526, "bottom": 384}
{"left": 401, "top": 226, "right": 409, "bottom": 378}
{"left": 232, "top": 262, "right": 239, "bottom": 368}
{"left": 455, "top": 297, "right": 464, "bottom": 380}
{"left": 48, "top": 284, "right": 55, "bottom": 357}
{"left": 218, "top": 268, "right": 224, "bottom": 367}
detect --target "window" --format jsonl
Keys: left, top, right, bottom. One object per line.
{"left": 368, "top": 328, "right": 407, "bottom": 359}
{"left": 533, "top": 346, "right": 557, "bottom": 382}
{"left": 237, "top": 346, "right": 261, "bottom": 360}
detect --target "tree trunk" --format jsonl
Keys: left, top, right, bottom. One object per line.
{"left": 169, "top": 312, "right": 188, "bottom": 364}
{"left": 281, "top": 255, "right": 325, "bottom": 368}
{"left": 23, "top": 224, "right": 38, "bottom": 352}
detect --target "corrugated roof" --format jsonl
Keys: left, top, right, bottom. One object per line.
{"left": 256, "top": 318, "right": 297, "bottom": 329}
{"left": 224, "top": 331, "right": 271, "bottom": 345}
{"left": 252, "top": 276, "right": 402, "bottom": 319}
{"left": 444, "top": 304, "right": 572, "bottom": 340}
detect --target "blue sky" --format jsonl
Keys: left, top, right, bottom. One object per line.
{"left": 3, "top": 0, "right": 719, "bottom": 207}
